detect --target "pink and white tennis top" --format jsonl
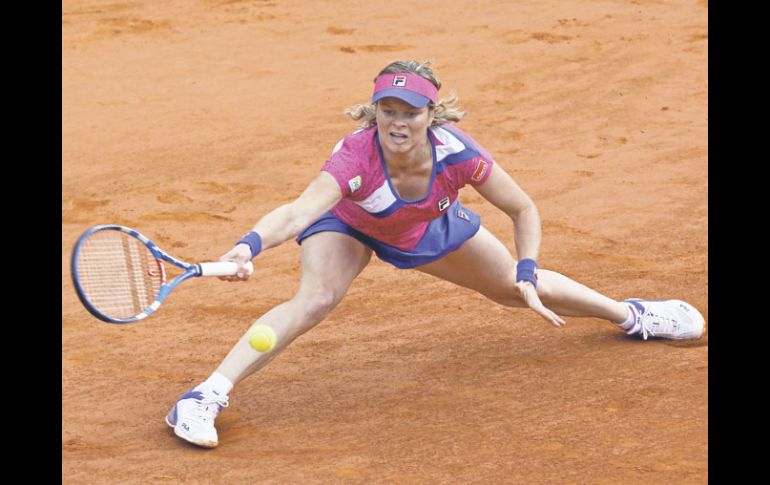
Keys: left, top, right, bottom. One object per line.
{"left": 321, "top": 124, "right": 495, "bottom": 250}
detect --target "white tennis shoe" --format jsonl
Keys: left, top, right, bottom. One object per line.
{"left": 624, "top": 299, "right": 705, "bottom": 340}
{"left": 165, "top": 387, "right": 229, "bottom": 448}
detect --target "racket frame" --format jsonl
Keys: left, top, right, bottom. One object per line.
{"left": 72, "top": 224, "right": 206, "bottom": 324}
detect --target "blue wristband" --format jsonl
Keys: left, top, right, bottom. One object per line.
{"left": 516, "top": 258, "right": 538, "bottom": 287}
{"left": 236, "top": 231, "right": 262, "bottom": 260}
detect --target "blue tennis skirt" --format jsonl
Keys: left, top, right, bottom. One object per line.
{"left": 296, "top": 199, "right": 481, "bottom": 269}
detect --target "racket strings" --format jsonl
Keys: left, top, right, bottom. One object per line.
{"left": 76, "top": 231, "right": 163, "bottom": 319}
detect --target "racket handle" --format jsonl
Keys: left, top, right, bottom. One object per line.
{"left": 198, "top": 261, "right": 254, "bottom": 277}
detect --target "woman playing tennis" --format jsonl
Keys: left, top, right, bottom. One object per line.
{"left": 165, "top": 60, "right": 705, "bottom": 448}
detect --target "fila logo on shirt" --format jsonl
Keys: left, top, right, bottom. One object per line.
{"left": 393, "top": 75, "right": 407, "bottom": 87}
{"left": 457, "top": 209, "right": 470, "bottom": 221}
{"left": 471, "top": 160, "right": 488, "bottom": 183}
{"left": 348, "top": 175, "right": 362, "bottom": 193}
{"left": 438, "top": 196, "right": 450, "bottom": 211}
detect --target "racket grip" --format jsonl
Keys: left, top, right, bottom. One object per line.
{"left": 199, "top": 261, "right": 254, "bottom": 277}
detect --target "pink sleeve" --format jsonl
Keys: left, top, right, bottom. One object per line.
{"left": 321, "top": 138, "right": 359, "bottom": 198}
{"left": 462, "top": 156, "right": 495, "bottom": 188}
{"left": 442, "top": 125, "right": 497, "bottom": 188}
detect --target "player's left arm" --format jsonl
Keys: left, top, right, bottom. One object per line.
{"left": 473, "top": 163, "right": 541, "bottom": 263}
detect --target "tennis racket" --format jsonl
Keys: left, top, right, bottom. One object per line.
{"left": 71, "top": 224, "right": 253, "bottom": 324}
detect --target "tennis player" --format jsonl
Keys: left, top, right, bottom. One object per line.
{"left": 165, "top": 60, "right": 705, "bottom": 448}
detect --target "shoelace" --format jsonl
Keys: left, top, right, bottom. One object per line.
{"left": 192, "top": 395, "right": 229, "bottom": 423}
{"left": 636, "top": 307, "right": 678, "bottom": 340}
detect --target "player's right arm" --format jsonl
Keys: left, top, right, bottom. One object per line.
{"left": 219, "top": 171, "right": 342, "bottom": 279}
{"left": 251, "top": 170, "right": 341, "bottom": 248}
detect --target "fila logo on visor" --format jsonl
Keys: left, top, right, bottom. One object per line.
{"left": 438, "top": 197, "right": 450, "bottom": 211}
{"left": 393, "top": 75, "right": 407, "bottom": 87}
{"left": 348, "top": 175, "right": 362, "bottom": 192}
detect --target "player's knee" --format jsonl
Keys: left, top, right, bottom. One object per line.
{"left": 507, "top": 291, "right": 526, "bottom": 307}
{"left": 487, "top": 277, "right": 551, "bottom": 308}
{"left": 301, "top": 288, "right": 337, "bottom": 322}
{"left": 486, "top": 286, "right": 525, "bottom": 307}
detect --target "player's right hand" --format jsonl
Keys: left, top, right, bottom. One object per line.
{"left": 218, "top": 244, "right": 253, "bottom": 282}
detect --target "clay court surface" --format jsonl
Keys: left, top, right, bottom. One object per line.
{"left": 62, "top": 0, "right": 708, "bottom": 483}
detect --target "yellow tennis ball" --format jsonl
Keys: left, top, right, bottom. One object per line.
{"left": 248, "top": 324, "right": 277, "bottom": 352}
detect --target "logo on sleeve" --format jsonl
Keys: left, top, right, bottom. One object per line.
{"left": 457, "top": 209, "right": 470, "bottom": 221}
{"left": 348, "top": 176, "right": 362, "bottom": 193}
{"left": 471, "top": 160, "right": 488, "bottom": 182}
{"left": 438, "top": 196, "right": 450, "bottom": 211}
{"left": 393, "top": 75, "right": 407, "bottom": 87}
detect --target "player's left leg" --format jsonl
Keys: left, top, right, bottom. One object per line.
{"left": 415, "top": 225, "right": 704, "bottom": 339}
{"left": 415, "top": 225, "right": 628, "bottom": 321}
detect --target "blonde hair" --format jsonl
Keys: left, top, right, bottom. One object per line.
{"left": 344, "top": 60, "right": 465, "bottom": 129}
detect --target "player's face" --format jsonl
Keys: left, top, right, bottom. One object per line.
{"left": 376, "top": 97, "right": 434, "bottom": 156}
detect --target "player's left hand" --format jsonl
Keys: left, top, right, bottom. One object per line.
{"left": 514, "top": 281, "right": 566, "bottom": 327}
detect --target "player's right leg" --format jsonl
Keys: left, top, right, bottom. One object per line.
{"left": 166, "top": 231, "right": 371, "bottom": 447}
{"left": 217, "top": 231, "right": 372, "bottom": 384}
